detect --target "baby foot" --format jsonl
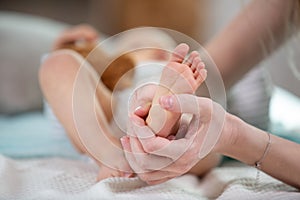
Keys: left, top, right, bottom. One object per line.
{"left": 88, "top": 128, "right": 135, "bottom": 181}
{"left": 94, "top": 137, "right": 135, "bottom": 182}
{"left": 146, "top": 43, "right": 207, "bottom": 137}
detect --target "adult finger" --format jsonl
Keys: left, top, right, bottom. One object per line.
{"left": 127, "top": 116, "right": 191, "bottom": 163}
{"left": 121, "top": 134, "right": 172, "bottom": 173}
{"left": 54, "top": 31, "right": 97, "bottom": 47}
{"left": 53, "top": 25, "right": 99, "bottom": 50}
{"left": 133, "top": 103, "right": 151, "bottom": 118}
{"left": 128, "top": 83, "right": 157, "bottom": 116}
{"left": 127, "top": 115, "right": 152, "bottom": 138}
{"left": 120, "top": 136, "right": 144, "bottom": 173}
{"left": 64, "top": 24, "right": 99, "bottom": 41}
{"left": 138, "top": 133, "right": 194, "bottom": 160}
{"left": 129, "top": 136, "right": 173, "bottom": 171}
{"left": 159, "top": 94, "right": 213, "bottom": 121}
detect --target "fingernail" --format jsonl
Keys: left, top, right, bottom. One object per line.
{"left": 159, "top": 96, "right": 173, "bottom": 109}
{"left": 120, "top": 136, "right": 126, "bottom": 146}
{"left": 167, "top": 135, "right": 176, "bottom": 140}
{"left": 120, "top": 136, "right": 128, "bottom": 148}
{"left": 134, "top": 106, "right": 143, "bottom": 113}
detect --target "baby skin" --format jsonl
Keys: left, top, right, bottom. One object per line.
{"left": 98, "top": 44, "right": 207, "bottom": 179}
{"left": 146, "top": 43, "right": 207, "bottom": 137}
{"left": 97, "top": 44, "right": 206, "bottom": 179}
{"left": 39, "top": 43, "right": 206, "bottom": 182}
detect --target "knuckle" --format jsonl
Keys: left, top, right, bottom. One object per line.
{"left": 143, "top": 141, "right": 156, "bottom": 153}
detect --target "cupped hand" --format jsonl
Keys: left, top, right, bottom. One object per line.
{"left": 122, "top": 90, "right": 228, "bottom": 185}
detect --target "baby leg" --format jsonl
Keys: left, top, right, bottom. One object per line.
{"left": 39, "top": 50, "right": 131, "bottom": 180}
{"left": 146, "top": 44, "right": 207, "bottom": 137}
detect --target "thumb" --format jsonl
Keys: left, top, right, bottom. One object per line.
{"left": 159, "top": 94, "right": 212, "bottom": 116}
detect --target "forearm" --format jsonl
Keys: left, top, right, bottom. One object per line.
{"left": 188, "top": 153, "right": 222, "bottom": 176}
{"left": 221, "top": 115, "right": 300, "bottom": 189}
{"left": 205, "top": 0, "right": 297, "bottom": 88}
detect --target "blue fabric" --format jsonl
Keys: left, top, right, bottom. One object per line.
{"left": 0, "top": 112, "right": 80, "bottom": 159}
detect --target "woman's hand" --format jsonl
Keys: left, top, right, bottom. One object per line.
{"left": 52, "top": 24, "right": 99, "bottom": 50}
{"left": 122, "top": 87, "right": 231, "bottom": 185}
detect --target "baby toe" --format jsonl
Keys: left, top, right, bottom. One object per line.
{"left": 191, "top": 57, "right": 201, "bottom": 72}
{"left": 196, "top": 69, "right": 207, "bottom": 83}
{"left": 184, "top": 51, "right": 199, "bottom": 67}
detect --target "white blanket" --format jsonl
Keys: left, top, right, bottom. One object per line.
{"left": 0, "top": 155, "right": 298, "bottom": 200}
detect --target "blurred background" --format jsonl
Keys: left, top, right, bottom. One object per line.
{"left": 1, "top": 0, "right": 299, "bottom": 100}
{"left": 0, "top": 0, "right": 299, "bottom": 158}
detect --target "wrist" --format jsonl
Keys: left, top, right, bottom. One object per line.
{"left": 213, "top": 112, "right": 242, "bottom": 155}
{"left": 214, "top": 112, "right": 270, "bottom": 166}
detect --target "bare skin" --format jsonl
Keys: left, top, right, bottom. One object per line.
{"left": 39, "top": 50, "right": 132, "bottom": 180}
{"left": 146, "top": 43, "right": 207, "bottom": 137}
{"left": 125, "top": 93, "right": 300, "bottom": 188}
{"left": 39, "top": 40, "right": 210, "bottom": 180}
{"left": 205, "top": 0, "right": 297, "bottom": 89}
{"left": 121, "top": 0, "right": 300, "bottom": 188}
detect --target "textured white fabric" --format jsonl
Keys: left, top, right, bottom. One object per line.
{"left": 0, "top": 155, "right": 298, "bottom": 200}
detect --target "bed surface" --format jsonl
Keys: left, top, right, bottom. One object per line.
{"left": 0, "top": 155, "right": 298, "bottom": 200}
{"left": 0, "top": 88, "right": 300, "bottom": 199}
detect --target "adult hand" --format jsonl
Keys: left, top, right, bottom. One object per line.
{"left": 52, "top": 24, "right": 99, "bottom": 50}
{"left": 121, "top": 88, "right": 228, "bottom": 185}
